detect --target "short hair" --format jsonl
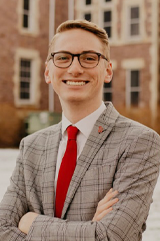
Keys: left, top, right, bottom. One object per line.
{"left": 46, "top": 19, "right": 110, "bottom": 62}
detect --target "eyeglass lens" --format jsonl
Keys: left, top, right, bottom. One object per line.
{"left": 53, "top": 52, "right": 99, "bottom": 68}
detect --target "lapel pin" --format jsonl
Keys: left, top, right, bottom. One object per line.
{"left": 98, "top": 126, "right": 103, "bottom": 133}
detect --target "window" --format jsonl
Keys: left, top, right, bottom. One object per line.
{"left": 84, "top": 13, "right": 92, "bottom": 21}
{"left": 19, "top": 0, "right": 39, "bottom": 35}
{"left": 103, "top": 82, "right": 112, "bottom": 102}
{"left": 85, "top": 0, "right": 91, "bottom": 5}
{"left": 19, "top": 59, "right": 32, "bottom": 100}
{"left": 129, "top": 6, "right": 140, "bottom": 36}
{"left": 23, "top": 0, "right": 30, "bottom": 29}
{"left": 14, "top": 48, "right": 41, "bottom": 106}
{"left": 104, "top": 10, "right": 112, "bottom": 38}
{"left": 126, "top": 70, "right": 140, "bottom": 107}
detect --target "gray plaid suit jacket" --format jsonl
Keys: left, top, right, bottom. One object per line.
{"left": 0, "top": 102, "right": 160, "bottom": 241}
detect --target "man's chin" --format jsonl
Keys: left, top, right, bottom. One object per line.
{"left": 60, "top": 96, "right": 87, "bottom": 105}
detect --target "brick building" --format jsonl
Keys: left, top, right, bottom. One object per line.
{"left": 75, "top": 0, "right": 160, "bottom": 130}
{"left": 0, "top": 0, "right": 70, "bottom": 147}
{"left": 0, "top": 0, "right": 160, "bottom": 147}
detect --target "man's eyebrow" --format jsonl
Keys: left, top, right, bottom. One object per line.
{"left": 53, "top": 50, "right": 98, "bottom": 54}
{"left": 81, "top": 50, "right": 98, "bottom": 54}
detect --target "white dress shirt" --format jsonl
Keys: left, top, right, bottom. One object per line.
{"left": 55, "top": 102, "right": 106, "bottom": 190}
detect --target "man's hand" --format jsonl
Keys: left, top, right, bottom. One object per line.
{"left": 92, "top": 189, "right": 118, "bottom": 221}
{"left": 18, "top": 212, "right": 38, "bottom": 234}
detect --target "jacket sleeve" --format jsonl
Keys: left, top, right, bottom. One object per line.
{"left": 27, "top": 129, "right": 160, "bottom": 241}
{"left": 0, "top": 140, "right": 28, "bottom": 241}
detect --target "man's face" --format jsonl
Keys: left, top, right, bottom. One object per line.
{"left": 45, "top": 29, "right": 112, "bottom": 109}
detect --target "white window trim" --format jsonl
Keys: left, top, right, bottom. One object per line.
{"left": 80, "top": 0, "right": 93, "bottom": 21}
{"left": 126, "top": 70, "right": 141, "bottom": 107}
{"left": 103, "top": 10, "right": 112, "bottom": 36}
{"left": 18, "top": 0, "right": 39, "bottom": 36}
{"left": 122, "top": 0, "right": 144, "bottom": 43}
{"left": 128, "top": 5, "right": 140, "bottom": 39}
{"left": 76, "top": 0, "right": 102, "bottom": 23}
{"left": 100, "top": 8, "right": 113, "bottom": 40}
{"left": 98, "top": 0, "right": 115, "bottom": 42}
{"left": 13, "top": 48, "right": 41, "bottom": 107}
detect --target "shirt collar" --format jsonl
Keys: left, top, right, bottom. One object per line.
{"left": 62, "top": 102, "right": 106, "bottom": 138}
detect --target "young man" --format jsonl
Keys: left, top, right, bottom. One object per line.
{"left": 0, "top": 20, "right": 160, "bottom": 241}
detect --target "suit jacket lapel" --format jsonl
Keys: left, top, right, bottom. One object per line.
{"left": 41, "top": 122, "right": 62, "bottom": 216}
{"left": 61, "top": 102, "right": 119, "bottom": 218}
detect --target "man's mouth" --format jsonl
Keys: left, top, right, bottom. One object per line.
{"left": 63, "top": 81, "right": 88, "bottom": 86}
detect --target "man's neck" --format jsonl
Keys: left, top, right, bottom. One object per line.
{"left": 61, "top": 100, "right": 102, "bottom": 124}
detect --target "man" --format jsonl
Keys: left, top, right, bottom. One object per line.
{"left": 0, "top": 19, "right": 160, "bottom": 241}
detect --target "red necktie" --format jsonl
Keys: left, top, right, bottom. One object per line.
{"left": 55, "top": 125, "right": 79, "bottom": 218}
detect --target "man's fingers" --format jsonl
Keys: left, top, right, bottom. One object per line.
{"left": 94, "top": 207, "right": 113, "bottom": 221}
{"left": 92, "top": 189, "right": 119, "bottom": 222}
{"left": 97, "top": 197, "right": 118, "bottom": 214}
{"left": 98, "top": 189, "right": 118, "bottom": 206}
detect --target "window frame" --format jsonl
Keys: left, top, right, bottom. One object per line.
{"left": 18, "top": 0, "right": 39, "bottom": 35}
{"left": 129, "top": 6, "right": 140, "bottom": 37}
{"left": 81, "top": 0, "right": 93, "bottom": 22}
{"left": 126, "top": 70, "right": 141, "bottom": 107}
{"left": 13, "top": 48, "right": 41, "bottom": 107}
{"left": 127, "top": 4, "right": 141, "bottom": 40}
{"left": 103, "top": 10, "right": 112, "bottom": 38}
{"left": 19, "top": 58, "right": 32, "bottom": 101}
{"left": 103, "top": 81, "right": 112, "bottom": 102}
{"left": 22, "top": 0, "right": 30, "bottom": 29}
{"left": 99, "top": 0, "right": 113, "bottom": 40}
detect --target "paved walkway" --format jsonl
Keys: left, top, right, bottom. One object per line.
{"left": 0, "top": 149, "right": 160, "bottom": 240}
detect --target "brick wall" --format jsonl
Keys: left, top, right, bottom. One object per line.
{"left": 0, "top": 0, "right": 50, "bottom": 147}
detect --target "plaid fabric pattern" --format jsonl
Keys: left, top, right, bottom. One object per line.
{"left": 0, "top": 102, "right": 160, "bottom": 241}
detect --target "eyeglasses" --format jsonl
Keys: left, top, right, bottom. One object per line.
{"left": 49, "top": 51, "right": 108, "bottom": 69}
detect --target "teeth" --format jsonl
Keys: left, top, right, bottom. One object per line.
{"left": 66, "top": 81, "right": 86, "bottom": 86}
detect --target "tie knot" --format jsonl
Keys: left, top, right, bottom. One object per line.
{"left": 67, "top": 126, "right": 79, "bottom": 140}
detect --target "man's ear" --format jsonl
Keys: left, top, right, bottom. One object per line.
{"left": 44, "top": 62, "right": 51, "bottom": 84}
{"left": 104, "top": 62, "right": 113, "bottom": 83}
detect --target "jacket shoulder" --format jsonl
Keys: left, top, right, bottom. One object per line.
{"left": 20, "top": 122, "right": 61, "bottom": 150}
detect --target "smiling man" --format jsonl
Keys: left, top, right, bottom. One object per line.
{"left": 0, "top": 19, "right": 160, "bottom": 241}
{"left": 45, "top": 26, "right": 113, "bottom": 123}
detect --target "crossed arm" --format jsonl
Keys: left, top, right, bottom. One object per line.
{"left": 18, "top": 189, "right": 118, "bottom": 234}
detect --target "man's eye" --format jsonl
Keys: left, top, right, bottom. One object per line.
{"left": 86, "top": 57, "right": 96, "bottom": 61}
{"left": 57, "top": 56, "right": 69, "bottom": 61}
{"left": 82, "top": 54, "right": 97, "bottom": 61}
{"left": 54, "top": 53, "right": 71, "bottom": 62}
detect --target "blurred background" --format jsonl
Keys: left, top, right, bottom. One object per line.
{"left": 0, "top": 0, "right": 160, "bottom": 147}
{"left": 0, "top": 0, "right": 160, "bottom": 240}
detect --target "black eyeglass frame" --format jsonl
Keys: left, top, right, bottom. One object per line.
{"left": 49, "top": 51, "right": 109, "bottom": 69}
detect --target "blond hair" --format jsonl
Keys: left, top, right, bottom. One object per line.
{"left": 46, "top": 19, "right": 110, "bottom": 62}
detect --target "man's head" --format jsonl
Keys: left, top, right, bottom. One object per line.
{"left": 45, "top": 19, "right": 113, "bottom": 116}
{"left": 46, "top": 19, "right": 110, "bottom": 62}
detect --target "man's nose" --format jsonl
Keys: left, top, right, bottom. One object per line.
{"left": 67, "top": 56, "right": 84, "bottom": 75}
